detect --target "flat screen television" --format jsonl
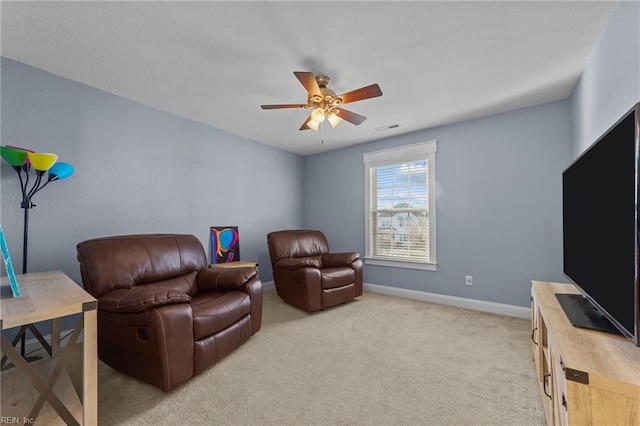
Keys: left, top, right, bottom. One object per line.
{"left": 562, "top": 102, "right": 640, "bottom": 347}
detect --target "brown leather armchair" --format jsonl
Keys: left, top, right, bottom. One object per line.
{"left": 76, "top": 234, "right": 262, "bottom": 392}
{"left": 267, "top": 230, "right": 363, "bottom": 312}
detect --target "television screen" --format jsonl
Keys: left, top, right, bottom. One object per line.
{"left": 562, "top": 103, "right": 639, "bottom": 345}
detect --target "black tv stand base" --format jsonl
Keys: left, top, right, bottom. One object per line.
{"left": 555, "top": 293, "right": 622, "bottom": 335}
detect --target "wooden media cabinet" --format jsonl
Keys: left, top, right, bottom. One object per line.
{"left": 531, "top": 281, "right": 640, "bottom": 425}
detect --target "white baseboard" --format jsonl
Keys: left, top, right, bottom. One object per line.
{"left": 264, "top": 280, "right": 529, "bottom": 319}
{"left": 364, "top": 283, "right": 531, "bottom": 319}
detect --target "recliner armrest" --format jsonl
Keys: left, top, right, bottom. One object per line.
{"left": 322, "top": 252, "right": 360, "bottom": 267}
{"left": 98, "top": 287, "right": 191, "bottom": 313}
{"left": 197, "top": 267, "right": 257, "bottom": 291}
{"left": 275, "top": 257, "right": 322, "bottom": 270}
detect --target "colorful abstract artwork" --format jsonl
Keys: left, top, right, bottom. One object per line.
{"left": 210, "top": 226, "right": 240, "bottom": 264}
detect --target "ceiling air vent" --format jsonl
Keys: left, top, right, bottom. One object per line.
{"left": 374, "top": 123, "right": 401, "bottom": 132}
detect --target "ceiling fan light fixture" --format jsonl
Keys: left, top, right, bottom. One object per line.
{"left": 311, "top": 107, "right": 325, "bottom": 123}
{"left": 327, "top": 112, "right": 342, "bottom": 128}
{"left": 307, "top": 119, "right": 320, "bottom": 131}
{"left": 262, "top": 72, "right": 383, "bottom": 132}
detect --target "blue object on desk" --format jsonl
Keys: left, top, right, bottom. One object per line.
{"left": 0, "top": 224, "right": 20, "bottom": 297}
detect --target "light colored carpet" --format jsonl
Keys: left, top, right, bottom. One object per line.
{"left": 78, "top": 289, "right": 545, "bottom": 425}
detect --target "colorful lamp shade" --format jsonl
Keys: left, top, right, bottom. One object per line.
{"left": 27, "top": 152, "right": 58, "bottom": 171}
{"left": 0, "top": 146, "right": 29, "bottom": 167}
{"left": 48, "top": 162, "right": 74, "bottom": 181}
{"left": 7, "top": 145, "right": 35, "bottom": 164}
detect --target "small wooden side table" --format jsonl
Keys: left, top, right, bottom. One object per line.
{"left": 1, "top": 270, "right": 97, "bottom": 425}
{"left": 209, "top": 261, "right": 258, "bottom": 269}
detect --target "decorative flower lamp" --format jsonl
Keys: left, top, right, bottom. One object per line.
{"left": 1, "top": 146, "right": 74, "bottom": 357}
{"left": 1, "top": 147, "right": 74, "bottom": 273}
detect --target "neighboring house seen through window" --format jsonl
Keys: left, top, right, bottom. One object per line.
{"left": 363, "top": 140, "right": 437, "bottom": 270}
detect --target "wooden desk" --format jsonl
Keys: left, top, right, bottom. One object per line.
{"left": 1, "top": 270, "right": 97, "bottom": 425}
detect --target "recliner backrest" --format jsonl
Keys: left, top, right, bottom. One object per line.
{"left": 267, "top": 230, "right": 330, "bottom": 265}
{"left": 77, "top": 234, "right": 207, "bottom": 298}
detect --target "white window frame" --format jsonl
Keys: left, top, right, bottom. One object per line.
{"left": 363, "top": 140, "right": 437, "bottom": 271}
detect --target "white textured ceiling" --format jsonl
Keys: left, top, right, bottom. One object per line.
{"left": 0, "top": 1, "right": 619, "bottom": 156}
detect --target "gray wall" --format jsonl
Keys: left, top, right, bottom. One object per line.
{"left": 304, "top": 100, "right": 570, "bottom": 308}
{"left": 303, "top": 1, "right": 639, "bottom": 309}
{"left": 570, "top": 1, "right": 640, "bottom": 158}
{"left": 1, "top": 57, "right": 304, "bottom": 288}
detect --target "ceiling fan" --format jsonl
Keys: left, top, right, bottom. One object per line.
{"left": 261, "top": 72, "right": 383, "bottom": 131}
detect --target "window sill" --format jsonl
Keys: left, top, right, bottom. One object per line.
{"left": 364, "top": 257, "right": 437, "bottom": 271}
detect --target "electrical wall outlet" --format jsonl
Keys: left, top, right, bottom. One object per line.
{"left": 465, "top": 275, "right": 473, "bottom": 286}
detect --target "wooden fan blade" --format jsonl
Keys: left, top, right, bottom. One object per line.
{"left": 261, "top": 104, "right": 307, "bottom": 110}
{"left": 294, "top": 71, "right": 322, "bottom": 97}
{"left": 339, "top": 84, "right": 383, "bottom": 104}
{"left": 299, "top": 115, "right": 314, "bottom": 130}
{"left": 334, "top": 108, "right": 367, "bottom": 126}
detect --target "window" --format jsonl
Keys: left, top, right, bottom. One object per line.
{"left": 363, "top": 140, "right": 437, "bottom": 270}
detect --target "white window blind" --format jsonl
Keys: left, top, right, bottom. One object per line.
{"left": 363, "top": 141, "right": 437, "bottom": 270}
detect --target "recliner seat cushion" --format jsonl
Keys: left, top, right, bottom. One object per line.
{"left": 321, "top": 268, "right": 355, "bottom": 289}
{"left": 191, "top": 291, "right": 252, "bottom": 340}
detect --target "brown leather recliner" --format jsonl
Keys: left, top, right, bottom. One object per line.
{"left": 76, "top": 234, "right": 262, "bottom": 392}
{"left": 267, "top": 229, "right": 363, "bottom": 312}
